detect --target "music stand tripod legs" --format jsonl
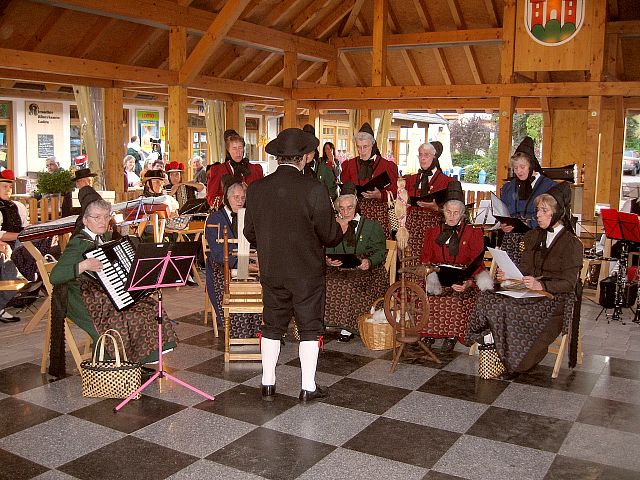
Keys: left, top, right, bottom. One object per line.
{"left": 115, "top": 245, "right": 215, "bottom": 412}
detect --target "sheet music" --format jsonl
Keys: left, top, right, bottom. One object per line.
{"left": 488, "top": 247, "right": 522, "bottom": 280}
{"left": 474, "top": 199, "right": 496, "bottom": 225}
{"left": 236, "top": 208, "right": 250, "bottom": 280}
{"left": 490, "top": 193, "right": 511, "bottom": 218}
{"left": 496, "top": 290, "right": 546, "bottom": 298}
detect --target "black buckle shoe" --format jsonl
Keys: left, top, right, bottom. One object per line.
{"left": 262, "top": 384, "right": 276, "bottom": 401}
{"left": 299, "top": 384, "right": 328, "bottom": 402}
{"left": 338, "top": 332, "right": 354, "bottom": 343}
{"left": 441, "top": 338, "right": 457, "bottom": 353}
{"left": 420, "top": 337, "right": 435, "bottom": 348}
{"left": 0, "top": 309, "right": 20, "bottom": 323}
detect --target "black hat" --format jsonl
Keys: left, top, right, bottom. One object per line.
{"left": 143, "top": 170, "right": 165, "bottom": 182}
{"left": 514, "top": 136, "right": 542, "bottom": 172}
{"left": 444, "top": 180, "right": 465, "bottom": 204}
{"left": 302, "top": 124, "right": 316, "bottom": 136}
{"left": 266, "top": 128, "right": 319, "bottom": 157}
{"left": 340, "top": 182, "right": 357, "bottom": 196}
{"left": 78, "top": 186, "right": 104, "bottom": 216}
{"left": 73, "top": 168, "right": 97, "bottom": 182}
{"left": 359, "top": 122, "right": 375, "bottom": 138}
{"left": 224, "top": 129, "right": 239, "bottom": 141}
{"left": 430, "top": 141, "right": 444, "bottom": 159}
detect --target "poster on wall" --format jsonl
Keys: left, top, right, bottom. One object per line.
{"left": 137, "top": 110, "right": 160, "bottom": 152}
{"left": 25, "top": 102, "right": 64, "bottom": 172}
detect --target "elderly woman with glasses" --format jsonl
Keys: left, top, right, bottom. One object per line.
{"left": 466, "top": 182, "right": 583, "bottom": 379}
{"left": 419, "top": 180, "right": 493, "bottom": 352}
{"left": 49, "top": 188, "right": 177, "bottom": 376}
{"left": 324, "top": 184, "right": 388, "bottom": 342}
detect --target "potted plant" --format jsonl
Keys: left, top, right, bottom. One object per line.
{"left": 35, "top": 169, "right": 74, "bottom": 196}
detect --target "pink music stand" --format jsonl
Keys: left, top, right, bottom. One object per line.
{"left": 114, "top": 242, "right": 215, "bottom": 412}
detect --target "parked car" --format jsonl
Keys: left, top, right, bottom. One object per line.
{"left": 623, "top": 150, "right": 640, "bottom": 176}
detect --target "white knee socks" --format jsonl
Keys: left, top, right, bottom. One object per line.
{"left": 261, "top": 337, "right": 281, "bottom": 386}
{"left": 299, "top": 340, "right": 319, "bottom": 392}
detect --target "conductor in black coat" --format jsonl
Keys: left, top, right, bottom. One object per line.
{"left": 244, "top": 128, "right": 343, "bottom": 403}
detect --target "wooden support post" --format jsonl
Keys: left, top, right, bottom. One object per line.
{"left": 372, "top": 0, "right": 388, "bottom": 87}
{"left": 226, "top": 101, "right": 242, "bottom": 133}
{"left": 169, "top": 26, "right": 188, "bottom": 173}
{"left": 104, "top": 87, "right": 124, "bottom": 192}
{"left": 609, "top": 96, "right": 625, "bottom": 210}
{"left": 283, "top": 50, "right": 297, "bottom": 129}
{"left": 324, "top": 58, "right": 337, "bottom": 85}
{"left": 500, "top": 0, "right": 516, "bottom": 84}
{"left": 359, "top": 109, "right": 371, "bottom": 126}
{"left": 540, "top": 97, "right": 552, "bottom": 167}
{"left": 583, "top": 96, "right": 603, "bottom": 222}
{"left": 307, "top": 105, "right": 317, "bottom": 129}
{"left": 496, "top": 96, "right": 514, "bottom": 191}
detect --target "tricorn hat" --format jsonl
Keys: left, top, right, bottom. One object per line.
{"left": 444, "top": 180, "right": 465, "bottom": 204}
{"left": 166, "top": 161, "right": 184, "bottom": 173}
{"left": 0, "top": 170, "right": 16, "bottom": 183}
{"left": 265, "top": 128, "right": 319, "bottom": 157}
{"left": 73, "top": 168, "right": 97, "bottom": 182}
{"left": 514, "top": 136, "right": 542, "bottom": 172}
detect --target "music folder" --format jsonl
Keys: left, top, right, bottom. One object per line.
{"left": 355, "top": 172, "right": 391, "bottom": 196}
{"left": 327, "top": 253, "right": 361, "bottom": 269}
{"left": 490, "top": 193, "right": 531, "bottom": 233}
{"left": 434, "top": 251, "right": 484, "bottom": 287}
{"left": 409, "top": 187, "right": 448, "bottom": 207}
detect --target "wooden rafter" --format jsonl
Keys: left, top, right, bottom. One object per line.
{"left": 217, "top": 49, "right": 252, "bottom": 79}
{"left": 0, "top": 67, "right": 113, "bottom": 88}
{"left": 310, "top": 0, "right": 356, "bottom": 40}
{"left": 22, "top": 7, "right": 66, "bottom": 52}
{"left": 35, "top": 0, "right": 336, "bottom": 61}
{"left": 70, "top": 17, "right": 117, "bottom": 58}
{"left": 371, "top": 0, "right": 387, "bottom": 87}
{"left": 243, "top": 53, "right": 280, "bottom": 82}
{"left": 445, "top": 0, "right": 483, "bottom": 84}
{"left": 208, "top": 45, "right": 243, "bottom": 77}
{"left": 292, "top": 0, "right": 330, "bottom": 34}
{"left": 340, "top": 0, "right": 365, "bottom": 36}
{"left": 411, "top": 0, "right": 453, "bottom": 85}
{"left": 387, "top": 4, "right": 423, "bottom": 86}
{"left": 332, "top": 28, "right": 502, "bottom": 50}
{"left": 120, "top": 28, "right": 164, "bottom": 65}
{"left": 263, "top": 0, "right": 305, "bottom": 27}
{"left": 482, "top": 0, "right": 499, "bottom": 27}
{"left": 298, "top": 62, "right": 323, "bottom": 82}
{"left": 234, "top": 51, "right": 272, "bottom": 81}
{"left": 179, "top": 0, "right": 250, "bottom": 84}
{"left": 338, "top": 52, "right": 365, "bottom": 86}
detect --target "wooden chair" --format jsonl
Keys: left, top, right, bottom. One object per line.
{"left": 201, "top": 234, "right": 219, "bottom": 337}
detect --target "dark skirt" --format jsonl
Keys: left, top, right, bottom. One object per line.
{"left": 418, "top": 286, "right": 480, "bottom": 342}
{"left": 501, "top": 232, "right": 525, "bottom": 266}
{"left": 325, "top": 264, "right": 388, "bottom": 332}
{"left": 465, "top": 290, "right": 576, "bottom": 373}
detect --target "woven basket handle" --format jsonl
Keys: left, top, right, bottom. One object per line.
{"left": 93, "top": 333, "right": 122, "bottom": 367}
{"left": 100, "top": 329, "right": 130, "bottom": 362}
{"left": 370, "top": 297, "right": 386, "bottom": 314}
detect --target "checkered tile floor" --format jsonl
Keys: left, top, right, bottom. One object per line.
{"left": 2, "top": 311, "right": 640, "bottom": 480}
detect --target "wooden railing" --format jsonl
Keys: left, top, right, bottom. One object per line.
{"left": 12, "top": 195, "right": 62, "bottom": 224}
{"left": 464, "top": 189, "right": 491, "bottom": 208}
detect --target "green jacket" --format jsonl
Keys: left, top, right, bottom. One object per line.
{"left": 317, "top": 161, "right": 338, "bottom": 201}
{"left": 50, "top": 230, "right": 110, "bottom": 340}
{"left": 325, "top": 217, "right": 386, "bottom": 267}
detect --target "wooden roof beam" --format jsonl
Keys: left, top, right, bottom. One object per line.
{"left": 446, "top": 0, "right": 483, "bottom": 84}
{"left": 482, "top": 0, "right": 499, "bottom": 27}
{"left": 606, "top": 21, "right": 640, "bottom": 37}
{"left": 293, "top": 82, "right": 640, "bottom": 100}
{"left": 243, "top": 53, "right": 280, "bottom": 83}
{"left": 332, "top": 28, "right": 502, "bottom": 50}
{"left": 0, "top": 68, "right": 113, "bottom": 88}
{"left": 190, "top": 75, "right": 288, "bottom": 99}
{"left": 310, "top": 0, "right": 356, "bottom": 40}
{"left": 338, "top": 52, "right": 365, "bottom": 86}
{"left": 340, "top": 0, "right": 365, "bottom": 36}
{"left": 119, "top": 28, "right": 165, "bottom": 65}
{"left": 22, "top": 7, "right": 67, "bottom": 52}
{"left": 179, "top": 0, "right": 251, "bottom": 85}
{"left": 371, "top": 0, "right": 388, "bottom": 87}
{"left": 387, "top": 4, "right": 423, "bottom": 86}
{"left": 34, "top": 0, "right": 336, "bottom": 62}
{"left": 70, "top": 17, "right": 118, "bottom": 58}
{"left": 411, "top": 0, "right": 452, "bottom": 85}
{"left": 263, "top": 0, "right": 306, "bottom": 27}
{"left": 291, "top": 0, "right": 331, "bottom": 34}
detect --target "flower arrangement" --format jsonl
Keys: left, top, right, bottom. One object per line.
{"left": 35, "top": 169, "right": 74, "bottom": 195}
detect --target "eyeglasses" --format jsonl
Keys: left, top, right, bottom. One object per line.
{"left": 86, "top": 214, "right": 111, "bottom": 222}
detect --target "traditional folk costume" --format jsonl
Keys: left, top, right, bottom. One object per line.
{"left": 244, "top": 128, "right": 343, "bottom": 401}
{"left": 302, "top": 124, "right": 338, "bottom": 201}
{"left": 466, "top": 182, "right": 583, "bottom": 374}
{"left": 204, "top": 206, "right": 260, "bottom": 338}
{"left": 324, "top": 214, "right": 387, "bottom": 333}
{"left": 418, "top": 181, "right": 490, "bottom": 344}
{"left": 48, "top": 187, "right": 177, "bottom": 376}
{"left": 206, "top": 158, "right": 263, "bottom": 208}
{"left": 500, "top": 137, "right": 555, "bottom": 266}
{"left": 404, "top": 141, "right": 455, "bottom": 204}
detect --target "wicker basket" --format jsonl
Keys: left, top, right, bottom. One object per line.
{"left": 358, "top": 297, "right": 395, "bottom": 351}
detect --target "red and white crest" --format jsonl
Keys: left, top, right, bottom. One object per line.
{"left": 525, "top": 0, "right": 586, "bottom": 46}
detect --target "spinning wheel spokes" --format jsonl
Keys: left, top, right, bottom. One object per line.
{"left": 383, "top": 280, "right": 429, "bottom": 336}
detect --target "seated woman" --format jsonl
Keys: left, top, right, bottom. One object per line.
{"left": 49, "top": 189, "right": 177, "bottom": 376}
{"left": 124, "top": 154, "right": 141, "bottom": 188}
{"left": 204, "top": 180, "right": 260, "bottom": 338}
{"left": 499, "top": 136, "right": 555, "bottom": 266}
{"left": 420, "top": 180, "right": 493, "bottom": 352}
{"left": 324, "top": 187, "right": 387, "bottom": 342}
{"left": 404, "top": 142, "right": 454, "bottom": 210}
{"left": 465, "top": 182, "right": 583, "bottom": 378}
{"left": 165, "top": 161, "right": 205, "bottom": 210}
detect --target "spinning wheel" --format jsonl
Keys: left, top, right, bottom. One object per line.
{"left": 383, "top": 258, "right": 441, "bottom": 372}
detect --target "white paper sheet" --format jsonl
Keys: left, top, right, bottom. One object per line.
{"left": 496, "top": 290, "right": 546, "bottom": 298}
{"left": 488, "top": 247, "right": 522, "bottom": 280}
{"left": 474, "top": 199, "right": 496, "bottom": 225}
{"left": 491, "top": 193, "right": 511, "bottom": 218}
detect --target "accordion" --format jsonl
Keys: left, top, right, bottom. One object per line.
{"left": 83, "top": 236, "right": 152, "bottom": 311}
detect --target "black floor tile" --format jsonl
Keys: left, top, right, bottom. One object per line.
{"left": 0, "top": 448, "right": 49, "bottom": 480}
{"left": 0, "top": 362, "right": 56, "bottom": 395}
{"left": 514, "top": 364, "right": 600, "bottom": 395}
{"left": 466, "top": 406, "right": 573, "bottom": 453}
{"left": 186, "top": 357, "right": 262, "bottom": 382}
{"left": 59, "top": 435, "right": 197, "bottom": 480}
{"left": 544, "top": 454, "right": 640, "bottom": 480}
{"left": 423, "top": 472, "right": 467, "bottom": 480}
{"left": 381, "top": 347, "right": 461, "bottom": 369}
{"left": 180, "top": 329, "right": 224, "bottom": 351}
{"left": 194, "top": 384, "right": 298, "bottom": 426}
{"left": 577, "top": 396, "right": 640, "bottom": 434}
{"left": 287, "top": 349, "right": 374, "bottom": 377}
{"left": 0, "top": 397, "right": 60, "bottom": 438}
{"left": 343, "top": 417, "right": 460, "bottom": 469}
{"left": 170, "top": 311, "right": 206, "bottom": 326}
{"left": 320, "top": 377, "right": 410, "bottom": 414}
{"left": 70, "top": 395, "right": 186, "bottom": 434}
{"left": 604, "top": 358, "right": 640, "bottom": 381}
{"left": 207, "top": 427, "right": 335, "bottom": 480}
{"left": 417, "top": 370, "right": 508, "bottom": 404}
